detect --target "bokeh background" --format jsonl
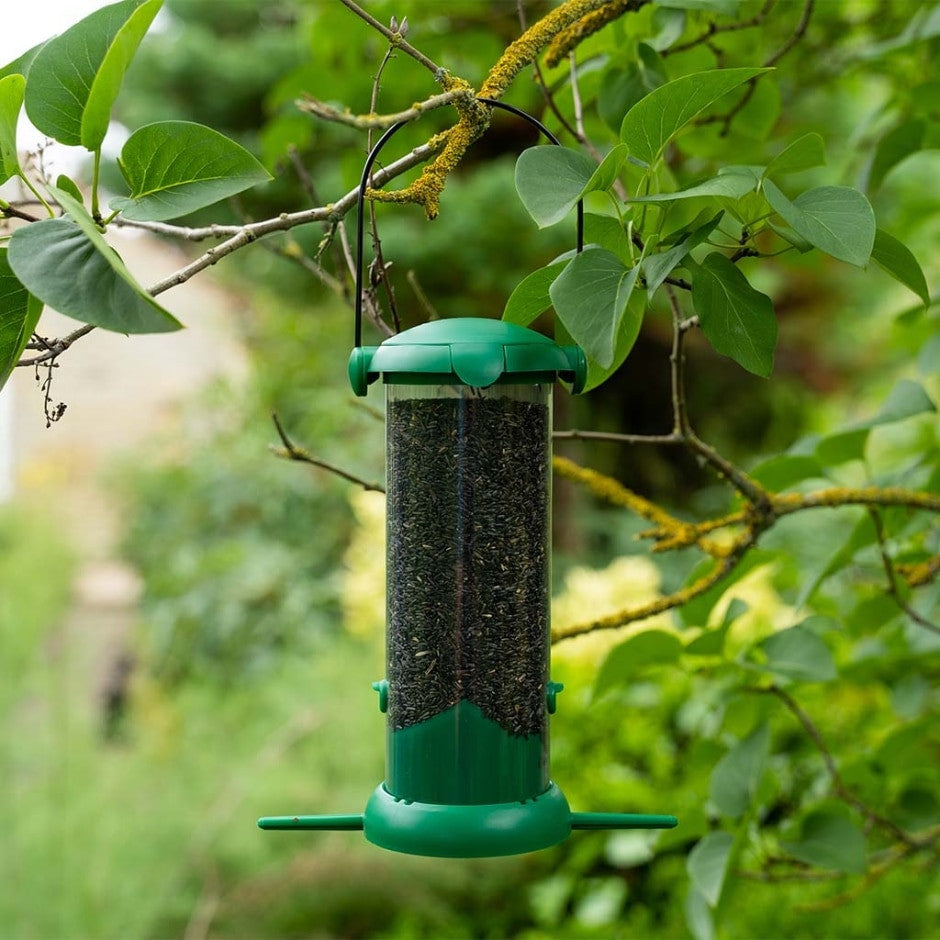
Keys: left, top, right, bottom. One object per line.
{"left": 1, "top": 1, "right": 938, "bottom": 937}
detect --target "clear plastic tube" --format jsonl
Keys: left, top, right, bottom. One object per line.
{"left": 385, "top": 382, "right": 552, "bottom": 764}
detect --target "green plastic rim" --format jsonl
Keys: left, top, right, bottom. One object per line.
{"left": 362, "top": 782, "right": 572, "bottom": 858}
{"left": 349, "top": 318, "right": 586, "bottom": 395}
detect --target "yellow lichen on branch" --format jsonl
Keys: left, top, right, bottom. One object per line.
{"left": 554, "top": 456, "right": 940, "bottom": 641}
{"left": 545, "top": 0, "right": 644, "bottom": 69}
{"left": 367, "top": 0, "right": 644, "bottom": 219}
{"left": 368, "top": 77, "right": 486, "bottom": 220}
{"left": 553, "top": 454, "right": 731, "bottom": 556}
{"left": 479, "top": 0, "right": 632, "bottom": 98}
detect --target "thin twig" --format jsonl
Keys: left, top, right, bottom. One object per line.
{"left": 271, "top": 413, "right": 385, "bottom": 493}
{"left": 764, "top": 0, "right": 816, "bottom": 67}
{"left": 761, "top": 685, "right": 915, "bottom": 846}
{"left": 667, "top": 285, "right": 691, "bottom": 436}
{"left": 666, "top": 0, "right": 777, "bottom": 56}
{"left": 553, "top": 429, "right": 681, "bottom": 445}
{"left": 337, "top": 0, "right": 444, "bottom": 77}
{"left": 869, "top": 509, "right": 940, "bottom": 635}
{"left": 367, "top": 44, "right": 402, "bottom": 334}
{"left": 18, "top": 324, "right": 96, "bottom": 368}
{"left": 517, "top": 0, "right": 581, "bottom": 141}
{"left": 297, "top": 89, "right": 469, "bottom": 129}
{"left": 406, "top": 270, "right": 440, "bottom": 321}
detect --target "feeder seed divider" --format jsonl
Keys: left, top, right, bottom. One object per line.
{"left": 258, "top": 99, "right": 677, "bottom": 857}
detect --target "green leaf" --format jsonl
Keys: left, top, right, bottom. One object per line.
{"left": 595, "top": 629, "right": 683, "bottom": 698}
{"left": 642, "top": 211, "right": 722, "bottom": 297}
{"left": 685, "top": 598, "right": 748, "bottom": 656}
{"left": 709, "top": 724, "right": 770, "bottom": 818}
{"left": 502, "top": 261, "right": 566, "bottom": 327}
{"left": 760, "top": 624, "right": 836, "bottom": 682}
{"left": 762, "top": 181, "right": 875, "bottom": 267}
{"left": 25, "top": 0, "right": 163, "bottom": 151}
{"left": 864, "top": 119, "right": 926, "bottom": 194}
{"left": 0, "top": 249, "right": 43, "bottom": 390}
{"left": 782, "top": 812, "right": 867, "bottom": 874}
{"left": 583, "top": 290, "right": 646, "bottom": 391}
{"left": 598, "top": 63, "right": 662, "bottom": 134}
{"left": 657, "top": 0, "right": 741, "bottom": 12}
{"left": 749, "top": 454, "right": 825, "bottom": 490}
{"left": 0, "top": 74, "right": 25, "bottom": 184}
{"left": 733, "top": 77, "right": 780, "bottom": 141}
{"left": 691, "top": 252, "right": 777, "bottom": 377}
{"left": 550, "top": 248, "right": 640, "bottom": 369}
{"left": 870, "top": 228, "right": 930, "bottom": 307}
{"left": 586, "top": 144, "right": 629, "bottom": 195}
{"left": 110, "top": 121, "right": 272, "bottom": 221}
{"left": 815, "top": 378, "right": 936, "bottom": 464}
{"left": 649, "top": 7, "right": 687, "bottom": 51}
{"left": 764, "top": 132, "right": 826, "bottom": 178}
{"left": 897, "top": 787, "right": 940, "bottom": 830}
{"left": 685, "top": 889, "right": 715, "bottom": 940}
{"left": 620, "top": 67, "right": 768, "bottom": 165}
{"left": 799, "top": 511, "right": 876, "bottom": 603}
{"left": 515, "top": 145, "right": 600, "bottom": 228}
{"left": 584, "top": 213, "right": 632, "bottom": 265}
{"left": 768, "top": 222, "right": 813, "bottom": 253}
{"left": 687, "top": 832, "right": 733, "bottom": 907}
{"left": 7, "top": 188, "right": 181, "bottom": 335}
{"left": 680, "top": 550, "right": 773, "bottom": 627}
{"left": 0, "top": 42, "right": 46, "bottom": 81}
{"left": 628, "top": 171, "right": 756, "bottom": 203}
{"left": 918, "top": 334, "right": 940, "bottom": 375}
{"left": 55, "top": 175, "right": 85, "bottom": 205}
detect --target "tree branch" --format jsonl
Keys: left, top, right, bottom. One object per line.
{"left": 337, "top": 0, "right": 444, "bottom": 77}
{"left": 296, "top": 89, "right": 469, "bottom": 130}
{"left": 270, "top": 413, "right": 385, "bottom": 493}
{"left": 760, "top": 684, "right": 915, "bottom": 846}
{"left": 869, "top": 508, "right": 940, "bottom": 635}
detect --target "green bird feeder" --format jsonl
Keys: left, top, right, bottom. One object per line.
{"left": 259, "top": 102, "right": 677, "bottom": 857}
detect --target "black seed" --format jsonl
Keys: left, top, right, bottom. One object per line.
{"left": 386, "top": 390, "right": 550, "bottom": 738}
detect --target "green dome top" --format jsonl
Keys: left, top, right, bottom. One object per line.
{"left": 349, "top": 318, "right": 586, "bottom": 394}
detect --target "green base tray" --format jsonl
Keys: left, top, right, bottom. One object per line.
{"left": 258, "top": 783, "right": 677, "bottom": 858}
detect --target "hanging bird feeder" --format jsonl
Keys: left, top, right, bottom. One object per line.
{"left": 259, "top": 101, "right": 677, "bottom": 857}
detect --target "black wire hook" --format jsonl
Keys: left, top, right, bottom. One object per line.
{"left": 354, "top": 98, "right": 585, "bottom": 348}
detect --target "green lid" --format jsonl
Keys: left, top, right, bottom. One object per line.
{"left": 349, "top": 318, "right": 586, "bottom": 395}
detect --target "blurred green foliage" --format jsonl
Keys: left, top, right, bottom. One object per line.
{"left": 3, "top": 0, "right": 940, "bottom": 937}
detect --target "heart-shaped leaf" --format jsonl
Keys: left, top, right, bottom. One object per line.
{"left": 763, "top": 181, "right": 875, "bottom": 266}
{"left": 0, "top": 74, "right": 25, "bottom": 184}
{"left": 8, "top": 188, "right": 181, "bottom": 334}
{"left": 549, "top": 248, "right": 640, "bottom": 369}
{"left": 515, "top": 145, "right": 626, "bottom": 228}
{"left": 515, "top": 146, "right": 598, "bottom": 228}
{"left": 25, "top": 0, "right": 163, "bottom": 151}
{"left": 691, "top": 252, "right": 777, "bottom": 377}
{"left": 111, "top": 121, "right": 272, "bottom": 221}
{"left": 620, "top": 67, "right": 768, "bottom": 165}
{"left": 0, "top": 248, "right": 43, "bottom": 390}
